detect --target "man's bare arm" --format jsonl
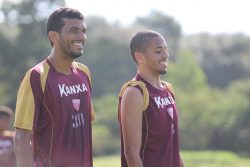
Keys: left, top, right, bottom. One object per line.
{"left": 121, "top": 87, "right": 144, "bottom": 167}
{"left": 179, "top": 153, "right": 185, "bottom": 167}
{"left": 14, "top": 128, "right": 33, "bottom": 167}
{"left": 91, "top": 102, "right": 96, "bottom": 122}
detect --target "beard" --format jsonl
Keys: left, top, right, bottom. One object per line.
{"left": 67, "top": 50, "right": 83, "bottom": 59}
{"left": 58, "top": 35, "right": 84, "bottom": 59}
{"left": 157, "top": 68, "right": 167, "bottom": 75}
{"left": 59, "top": 43, "right": 84, "bottom": 59}
{"left": 159, "top": 71, "right": 167, "bottom": 75}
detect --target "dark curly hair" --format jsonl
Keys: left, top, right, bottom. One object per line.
{"left": 46, "top": 7, "right": 85, "bottom": 46}
{"left": 130, "top": 30, "right": 162, "bottom": 63}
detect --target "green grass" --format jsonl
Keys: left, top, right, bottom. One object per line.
{"left": 94, "top": 155, "right": 120, "bottom": 167}
{"left": 182, "top": 150, "right": 250, "bottom": 167}
{"left": 93, "top": 151, "right": 250, "bottom": 167}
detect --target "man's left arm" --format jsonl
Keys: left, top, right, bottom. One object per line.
{"left": 91, "top": 102, "right": 96, "bottom": 121}
{"left": 179, "top": 154, "right": 185, "bottom": 167}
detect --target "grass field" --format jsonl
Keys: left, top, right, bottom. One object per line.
{"left": 93, "top": 151, "right": 250, "bottom": 167}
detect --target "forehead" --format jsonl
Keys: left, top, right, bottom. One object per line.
{"left": 148, "top": 36, "right": 167, "bottom": 48}
{"left": 62, "top": 18, "right": 86, "bottom": 29}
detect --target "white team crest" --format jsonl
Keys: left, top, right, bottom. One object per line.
{"left": 72, "top": 99, "right": 80, "bottom": 111}
{"left": 167, "top": 107, "right": 174, "bottom": 119}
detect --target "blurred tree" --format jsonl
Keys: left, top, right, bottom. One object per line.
{"left": 0, "top": 1, "right": 249, "bottom": 154}
{"left": 81, "top": 16, "right": 137, "bottom": 97}
{"left": 166, "top": 49, "right": 207, "bottom": 91}
{"left": 92, "top": 94, "right": 120, "bottom": 156}
{"left": 83, "top": 12, "right": 182, "bottom": 97}
{"left": 181, "top": 33, "right": 250, "bottom": 88}
{"left": 164, "top": 50, "right": 211, "bottom": 149}
{"left": 134, "top": 10, "right": 182, "bottom": 58}
{"left": 0, "top": 82, "right": 11, "bottom": 105}
{"left": 166, "top": 50, "right": 250, "bottom": 151}
{"left": 0, "top": 0, "right": 65, "bottom": 107}
{"left": 209, "top": 79, "right": 250, "bottom": 152}
{"left": 0, "top": 29, "right": 11, "bottom": 105}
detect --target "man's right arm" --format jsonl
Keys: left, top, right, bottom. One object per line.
{"left": 120, "top": 86, "right": 144, "bottom": 167}
{"left": 14, "top": 128, "right": 33, "bottom": 167}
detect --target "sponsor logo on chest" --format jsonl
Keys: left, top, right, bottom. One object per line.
{"left": 154, "top": 94, "right": 175, "bottom": 109}
{"left": 58, "top": 83, "right": 88, "bottom": 97}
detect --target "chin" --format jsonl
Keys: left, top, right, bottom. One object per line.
{"left": 158, "top": 69, "right": 167, "bottom": 75}
{"left": 69, "top": 52, "right": 83, "bottom": 59}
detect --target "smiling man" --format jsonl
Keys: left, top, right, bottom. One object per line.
{"left": 14, "top": 7, "right": 95, "bottom": 167}
{"left": 118, "top": 30, "right": 184, "bottom": 167}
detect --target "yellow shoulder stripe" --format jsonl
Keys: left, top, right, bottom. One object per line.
{"left": 40, "top": 62, "right": 50, "bottom": 93}
{"left": 119, "top": 80, "right": 149, "bottom": 111}
{"left": 73, "top": 62, "right": 92, "bottom": 85}
{"left": 14, "top": 70, "right": 35, "bottom": 130}
{"left": 162, "top": 81, "right": 175, "bottom": 95}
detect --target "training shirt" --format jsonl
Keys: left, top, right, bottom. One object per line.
{"left": 14, "top": 58, "right": 93, "bottom": 167}
{"left": 118, "top": 74, "right": 181, "bottom": 167}
{"left": 0, "top": 131, "right": 16, "bottom": 167}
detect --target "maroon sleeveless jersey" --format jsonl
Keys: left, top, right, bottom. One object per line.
{"left": 118, "top": 74, "right": 181, "bottom": 167}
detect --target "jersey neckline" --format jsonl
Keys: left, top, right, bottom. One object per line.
{"left": 45, "top": 58, "right": 75, "bottom": 76}
{"left": 135, "top": 73, "right": 169, "bottom": 93}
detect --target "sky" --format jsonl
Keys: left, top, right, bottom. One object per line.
{"left": 65, "top": 0, "right": 250, "bottom": 36}
{"left": 0, "top": 0, "right": 249, "bottom": 35}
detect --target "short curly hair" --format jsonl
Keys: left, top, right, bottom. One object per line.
{"left": 46, "top": 7, "right": 85, "bottom": 46}
{"left": 130, "top": 30, "right": 162, "bottom": 63}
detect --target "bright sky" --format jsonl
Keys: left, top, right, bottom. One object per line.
{"left": 0, "top": 0, "right": 249, "bottom": 35}
{"left": 66, "top": 0, "right": 250, "bottom": 35}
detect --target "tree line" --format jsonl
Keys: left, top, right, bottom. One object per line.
{"left": 0, "top": 0, "right": 250, "bottom": 156}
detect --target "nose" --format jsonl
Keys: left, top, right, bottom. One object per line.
{"left": 163, "top": 50, "right": 169, "bottom": 59}
{"left": 79, "top": 32, "right": 86, "bottom": 41}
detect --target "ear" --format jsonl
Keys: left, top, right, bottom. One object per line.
{"left": 134, "top": 52, "right": 145, "bottom": 63}
{"left": 48, "top": 31, "right": 58, "bottom": 46}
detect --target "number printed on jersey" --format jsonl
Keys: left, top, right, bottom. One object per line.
{"left": 72, "top": 112, "right": 84, "bottom": 128}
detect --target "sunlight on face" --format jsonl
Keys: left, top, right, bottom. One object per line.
{"left": 143, "top": 36, "right": 169, "bottom": 75}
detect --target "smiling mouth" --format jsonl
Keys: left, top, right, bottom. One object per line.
{"left": 73, "top": 42, "right": 84, "bottom": 50}
{"left": 73, "top": 42, "right": 83, "bottom": 46}
{"left": 160, "top": 61, "right": 168, "bottom": 68}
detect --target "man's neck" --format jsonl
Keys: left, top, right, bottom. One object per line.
{"left": 137, "top": 70, "right": 164, "bottom": 89}
{"left": 49, "top": 49, "right": 73, "bottom": 75}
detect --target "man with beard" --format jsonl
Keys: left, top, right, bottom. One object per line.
{"left": 118, "top": 30, "right": 184, "bottom": 167}
{"left": 14, "top": 7, "right": 95, "bottom": 167}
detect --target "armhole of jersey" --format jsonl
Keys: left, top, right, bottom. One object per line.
{"left": 73, "top": 62, "right": 92, "bottom": 85}
{"left": 162, "top": 81, "right": 175, "bottom": 98}
{"left": 119, "top": 80, "right": 149, "bottom": 111}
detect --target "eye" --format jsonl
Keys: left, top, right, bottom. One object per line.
{"left": 155, "top": 49, "right": 163, "bottom": 54}
{"left": 70, "top": 28, "right": 81, "bottom": 34}
{"left": 155, "top": 47, "right": 167, "bottom": 54}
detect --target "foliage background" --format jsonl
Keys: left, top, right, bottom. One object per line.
{"left": 0, "top": 0, "right": 250, "bottom": 158}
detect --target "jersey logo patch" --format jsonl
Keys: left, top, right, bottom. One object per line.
{"left": 72, "top": 99, "right": 80, "bottom": 111}
{"left": 167, "top": 107, "right": 175, "bottom": 135}
{"left": 58, "top": 83, "right": 88, "bottom": 97}
{"left": 167, "top": 107, "right": 174, "bottom": 119}
{"left": 154, "top": 95, "right": 175, "bottom": 109}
